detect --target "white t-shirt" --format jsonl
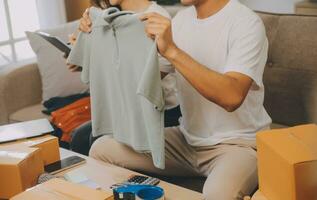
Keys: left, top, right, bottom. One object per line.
{"left": 172, "top": 0, "right": 272, "bottom": 146}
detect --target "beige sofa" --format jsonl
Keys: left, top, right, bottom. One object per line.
{"left": 0, "top": 63, "right": 46, "bottom": 124}
{"left": 1, "top": 11, "right": 317, "bottom": 127}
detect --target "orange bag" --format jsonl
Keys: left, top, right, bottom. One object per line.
{"left": 51, "top": 97, "right": 91, "bottom": 142}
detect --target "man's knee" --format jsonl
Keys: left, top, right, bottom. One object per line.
{"left": 89, "top": 135, "right": 148, "bottom": 170}
{"left": 203, "top": 176, "right": 257, "bottom": 200}
{"left": 203, "top": 188, "right": 247, "bottom": 200}
{"left": 202, "top": 148, "right": 258, "bottom": 200}
{"left": 89, "top": 136, "right": 113, "bottom": 163}
{"left": 88, "top": 137, "right": 100, "bottom": 159}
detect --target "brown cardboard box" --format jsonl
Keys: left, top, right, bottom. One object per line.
{"left": 11, "top": 178, "right": 114, "bottom": 200}
{"left": 0, "top": 146, "right": 44, "bottom": 199}
{"left": 257, "top": 124, "right": 317, "bottom": 200}
{"left": 1, "top": 134, "right": 60, "bottom": 165}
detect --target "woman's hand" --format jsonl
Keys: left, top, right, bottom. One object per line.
{"left": 65, "top": 8, "right": 92, "bottom": 72}
{"left": 79, "top": 9, "right": 92, "bottom": 33}
{"left": 67, "top": 64, "right": 82, "bottom": 72}
{"left": 68, "top": 33, "right": 77, "bottom": 45}
{"left": 66, "top": 33, "right": 82, "bottom": 72}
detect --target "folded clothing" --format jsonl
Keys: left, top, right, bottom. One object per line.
{"left": 42, "top": 92, "right": 90, "bottom": 115}
{"left": 51, "top": 97, "right": 91, "bottom": 142}
{"left": 43, "top": 93, "right": 90, "bottom": 145}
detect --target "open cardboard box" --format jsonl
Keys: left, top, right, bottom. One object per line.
{"left": 0, "top": 119, "right": 60, "bottom": 165}
{"left": 257, "top": 124, "right": 317, "bottom": 200}
{"left": 1, "top": 134, "right": 60, "bottom": 165}
{"left": 11, "top": 178, "right": 114, "bottom": 200}
{"left": 0, "top": 146, "right": 44, "bottom": 199}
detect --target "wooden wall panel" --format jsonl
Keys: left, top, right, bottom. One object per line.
{"left": 65, "top": 0, "right": 91, "bottom": 22}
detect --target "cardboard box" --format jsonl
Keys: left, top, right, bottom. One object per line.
{"left": 11, "top": 178, "right": 114, "bottom": 200}
{"left": 1, "top": 134, "right": 60, "bottom": 165}
{"left": 0, "top": 146, "right": 44, "bottom": 199}
{"left": 257, "top": 124, "right": 317, "bottom": 200}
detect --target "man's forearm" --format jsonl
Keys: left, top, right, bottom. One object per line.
{"left": 165, "top": 47, "right": 249, "bottom": 112}
{"left": 140, "top": 12, "right": 252, "bottom": 111}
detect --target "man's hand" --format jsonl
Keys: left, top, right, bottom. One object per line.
{"left": 79, "top": 8, "right": 92, "bottom": 33}
{"left": 140, "top": 13, "right": 178, "bottom": 59}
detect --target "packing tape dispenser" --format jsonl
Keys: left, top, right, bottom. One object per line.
{"left": 113, "top": 184, "right": 164, "bottom": 200}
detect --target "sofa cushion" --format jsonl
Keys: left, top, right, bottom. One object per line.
{"left": 258, "top": 13, "right": 317, "bottom": 126}
{"left": 9, "top": 104, "right": 50, "bottom": 123}
{"left": 26, "top": 21, "right": 88, "bottom": 102}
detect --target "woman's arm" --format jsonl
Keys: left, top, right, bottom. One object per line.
{"left": 79, "top": 9, "right": 92, "bottom": 33}
{"left": 66, "top": 9, "right": 93, "bottom": 72}
{"left": 66, "top": 33, "right": 83, "bottom": 72}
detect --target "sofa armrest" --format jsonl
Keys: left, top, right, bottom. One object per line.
{"left": 0, "top": 63, "right": 42, "bottom": 125}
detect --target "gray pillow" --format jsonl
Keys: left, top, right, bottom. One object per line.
{"left": 26, "top": 21, "right": 88, "bottom": 101}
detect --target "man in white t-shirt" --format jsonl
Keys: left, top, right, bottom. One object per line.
{"left": 89, "top": 0, "right": 272, "bottom": 199}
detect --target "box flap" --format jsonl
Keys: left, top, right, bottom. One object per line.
{"left": 289, "top": 125, "right": 317, "bottom": 156}
{"left": 0, "top": 119, "right": 53, "bottom": 143}
{"left": 257, "top": 124, "right": 317, "bottom": 164}
{"left": 294, "top": 160, "right": 317, "bottom": 200}
{"left": 2, "top": 135, "right": 57, "bottom": 148}
{"left": 25, "top": 135, "right": 57, "bottom": 147}
{"left": 11, "top": 178, "right": 113, "bottom": 200}
{"left": 0, "top": 146, "right": 39, "bottom": 165}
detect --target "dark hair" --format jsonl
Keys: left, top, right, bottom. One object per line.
{"left": 90, "top": 0, "right": 121, "bottom": 10}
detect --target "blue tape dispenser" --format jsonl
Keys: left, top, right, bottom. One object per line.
{"left": 113, "top": 184, "right": 164, "bottom": 200}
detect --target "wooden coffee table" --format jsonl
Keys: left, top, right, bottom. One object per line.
{"left": 58, "top": 148, "right": 204, "bottom": 200}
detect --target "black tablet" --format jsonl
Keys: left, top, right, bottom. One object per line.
{"left": 36, "top": 32, "right": 71, "bottom": 57}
